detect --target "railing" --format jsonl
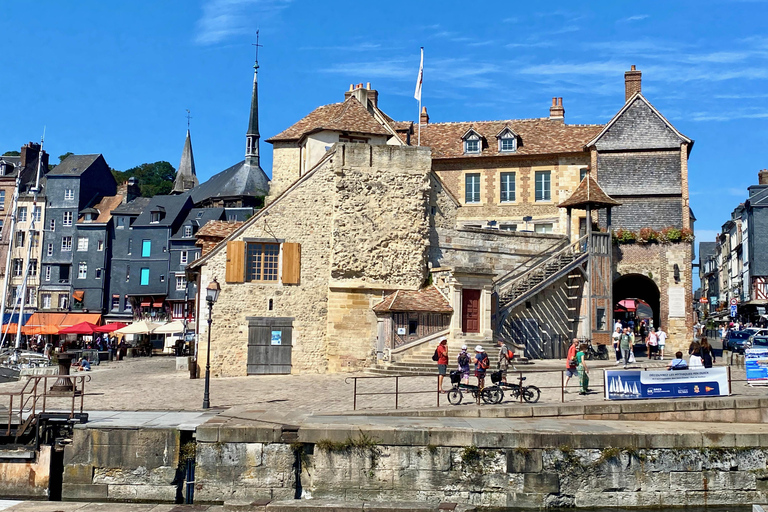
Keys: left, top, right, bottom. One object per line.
{"left": 0, "top": 374, "right": 90, "bottom": 436}
{"left": 495, "top": 234, "right": 588, "bottom": 304}
{"left": 345, "top": 375, "right": 442, "bottom": 411}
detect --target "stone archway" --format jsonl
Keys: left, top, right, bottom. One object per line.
{"left": 613, "top": 273, "right": 661, "bottom": 329}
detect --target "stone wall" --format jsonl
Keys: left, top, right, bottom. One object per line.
{"left": 0, "top": 446, "right": 50, "bottom": 498}
{"left": 267, "top": 142, "right": 301, "bottom": 204}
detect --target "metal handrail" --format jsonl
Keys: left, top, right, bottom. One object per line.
{"left": 496, "top": 234, "right": 588, "bottom": 301}
{"left": 0, "top": 374, "right": 89, "bottom": 435}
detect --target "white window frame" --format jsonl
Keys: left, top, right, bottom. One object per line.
{"left": 41, "top": 293, "right": 51, "bottom": 309}
{"left": 183, "top": 225, "right": 193, "bottom": 238}
{"left": 464, "top": 135, "right": 481, "bottom": 154}
{"left": 17, "top": 207, "right": 26, "bottom": 222}
{"left": 29, "top": 259, "right": 37, "bottom": 277}
{"left": 77, "top": 237, "right": 88, "bottom": 251}
{"left": 0, "top": 190, "right": 5, "bottom": 209}
{"left": 500, "top": 172, "right": 516, "bottom": 203}
{"left": 78, "top": 262, "right": 87, "bottom": 279}
{"left": 535, "top": 171, "right": 552, "bottom": 202}
{"left": 63, "top": 211, "right": 73, "bottom": 226}
{"left": 58, "top": 295, "right": 68, "bottom": 309}
{"left": 498, "top": 132, "right": 517, "bottom": 152}
{"left": 64, "top": 189, "right": 75, "bottom": 200}
{"left": 97, "top": 240, "right": 104, "bottom": 251}
{"left": 150, "top": 212, "right": 160, "bottom": 224}
{"left": 47, "top": 243, "right": 53, "bottom": 257}
{"left": 13, "top": 259, "right": 23, "bottom": 277}
{"left": 44, "top": 265, "right": 51, "bottom": 281}
{"left": 111, "top": 295, "right": 120, "bottom": 311}
{"left": 61, "top": 236, "right": 72, "bottom": 252}
{"left": 176, "top": 275, "right": 186, "bottom": 291}
{"left": 465, "top": 173, "right": 481, "bottom": 204}
{"left": 33, "top": 206, "right": 41, "bottom": 222}
{"left": 180, "top": 251, "right": 188, "bottom": 265}
{"left": 48, "top": 219, "right": 55, "bottom": 232}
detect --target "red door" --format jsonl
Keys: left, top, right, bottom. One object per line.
{"left": 462, "top": 289, "right": 481, "bottom": 334}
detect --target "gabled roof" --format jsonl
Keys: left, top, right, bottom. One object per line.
{"left": 419, "top": 119, "right": 602, "bottom": 159}
{"left": 585, "top": 93, "right": 692, "bottom": 149}
{"left": 266, "top": 96, "right": 392, "bottom": 143}
{"left": 47, "top": 154, "right": 102, "bottom": 176}
{"left": 698, "top": 242, "right": 716, "bottom": 261}
{"left": 195, "top": 220, "right": 244, "bottom": 240}
{"left": 111, "top": 196, "right": 151, "bottom": 216}
{"left": 173, "top": 130, "right": 198, "bottom": 194}
{"left": 133, "top": 193, "right": 192, "bottom": 227}
{"left": 78, "top": 194, "right": 124, "bottom": 224}
{"left": 170, "top": 207, "right": 226, "bottom": 239}
{"left": 558, "top": 174, "right": 621, "bottom": 209}
{"left": 461, "top": 127, "right": 482, "bottom": 140}
{"left": 189, "top": 160, "right": 269, "bottom": 204}
{"left": 372, "top": 285, "right": 453, "bottom": 313}
{"left": 496, "top": 126, "right": 518, "bottom": 138}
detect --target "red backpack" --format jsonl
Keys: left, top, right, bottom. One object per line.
{"left": 479, "top": 354, "right": 490, "bottom": 370}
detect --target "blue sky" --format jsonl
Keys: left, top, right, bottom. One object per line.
{"left": 2, "top": 0, "right": 767, "bottom": 262}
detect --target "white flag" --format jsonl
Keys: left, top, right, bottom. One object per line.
{"left": 414, "top": 47, "right": 423, "bottom": 101}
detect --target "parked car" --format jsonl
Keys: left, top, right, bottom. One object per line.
{"left": 745, "top": 335, "right": 768, "bottom": 351}
{"left": 746, "top": 328, "right": 768, "bottom": 347}
{"left": 724, "top": 330, "right": 752, "bottom": 353}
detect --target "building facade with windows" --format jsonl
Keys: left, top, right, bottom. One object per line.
{"left": 8, "top": 190, "right": 45, "bottom": 311}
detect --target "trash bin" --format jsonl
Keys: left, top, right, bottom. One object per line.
{"left": 189, "top": 360, "right": 198, "bottom": 379}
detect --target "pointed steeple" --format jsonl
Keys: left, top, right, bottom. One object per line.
{"left": 245, "top": 57, "right": 260, "bottom": 168}
{"left": 173, "top": 129, "right": 198, "bottom": 194}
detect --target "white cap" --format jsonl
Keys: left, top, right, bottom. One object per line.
{"left": 461, "top": 344, "right": 467, "bottom": 350}
{"left": 475, "top": 345, "right": 484, "bottom": 352}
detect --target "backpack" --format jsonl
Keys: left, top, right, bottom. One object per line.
{"left": 505, "top": 348, "right": 514, "bottom": 361}
{"left": 479, "top": 354, "right": 490, "bottom": 370}
{"left": 432, "top": 348, "right": 440, "bottom": 362}
{"left": 458, "top": 352, "right": 470, "bottom": 367}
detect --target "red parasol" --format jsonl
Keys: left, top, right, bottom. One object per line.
{"left": 58, "top": 321, "right": 99, "bottom": 335}
{"left": 93, "top": 323, "right": 128, "bottom": 333}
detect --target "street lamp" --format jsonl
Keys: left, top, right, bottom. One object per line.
{"left": 202, "top": 278, "right": 220, "bottom": 409}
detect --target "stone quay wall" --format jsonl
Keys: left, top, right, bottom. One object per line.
{"left": 0, "top": 445, "right": 50, "bottom": 498}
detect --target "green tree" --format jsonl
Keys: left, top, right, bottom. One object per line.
{"left": 2, "top": 151, "right": 20, "bottom": 156}
{"left": 112, "top": 161, "right": 176, "bottom": 197}
{"left": 58, "top": 152, "right": 74, "bottom": 163}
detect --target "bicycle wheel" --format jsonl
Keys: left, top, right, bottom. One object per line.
{"left": 585, "top": 351, "right": 593, "bottom": 361}
{"left": 480, "top": 387, "right": 497, "bottom": 404}
{"left": 599, "top": 349, "right": 609, "bottom": 360}
{"left": 522, "top": 385, "right": 541, "bottom": 403}
{"left": 447, "top": 388, "right": 463, "bottom": 405}
{"left": 489, "top": 386, "right": 504, "bottom": 404}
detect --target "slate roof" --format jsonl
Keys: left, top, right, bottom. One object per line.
{"left": 170, "top": 207, "right": 226, "bottom": 239}
{"left": 111, "top": 196, "right": 151, "bottom": 216}
{"left": 172, "top": 130, "right": 198, "bottom": 194}
{"left": 418, "top": 119, "right": 603, "bottom": 159}
{"left": 372, "top": 286, "right": 453, "bottom": 313}
{"left": 189, "top": 161, "right": 269, "bottom": 203}
{"left": 266, "top": 96, "right": 391, "bottom": 143}
{"left": 195, "top": 220, "right": 244, "bottom": 240}
{"left": 698, "top": 242, "right": 716, "bottom": 261}
{"left": 47, "top": 154, "right": 101, "bottom": 176}
{"left": 133, "top": 193, "right": 192, "bottom": 227}
{"left": 78, "top": 194, "right": 124, "bottom": 224}
{"left": 558, "top": 175, "right": 621, "bottom": 209}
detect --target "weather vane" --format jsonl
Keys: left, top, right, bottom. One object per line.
{"left": 252, "top": 29, "right": 262, "bottom": 62}
{"left": 186, "top": 109, "right": 192, "bottom": 129}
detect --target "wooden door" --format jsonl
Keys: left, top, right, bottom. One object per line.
{"left": 246, "top": 317, "right": 294, "bottom": 374}
{"left": 462, "top": 289, "right": 481, "bottom": 333}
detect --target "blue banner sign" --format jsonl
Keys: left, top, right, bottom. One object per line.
{"left": 604, "top": 368, "right": 729, "bottom": 400}
{"left": 271, "top": 330, "right": 282, "bottom": 346}
{"left": 746, "top": 348, "right": 768, "bottom": 384}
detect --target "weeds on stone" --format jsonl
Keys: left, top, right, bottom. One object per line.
{"left": 596, "top": 446, "right": 621, "bottom": 465}
{"left": 315, "top": 430, "right": 383, "bottom": 474}
{"left": 178, "top": 441, "right": 197, "bottom": 470}
{"left": 427, "top": 444, "right": 439, "bottom": 455}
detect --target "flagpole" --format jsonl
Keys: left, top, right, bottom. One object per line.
{"left": 418, "top": 96, "right": 421, "bottom": 146}
{"left": 415, "top": 47, "right": 423, "bottom": 146}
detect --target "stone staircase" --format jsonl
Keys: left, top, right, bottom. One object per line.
{"left": 496, "top": 234, "right": 589, "bottom": 314}
{"left": 368, "top": 336, "right": 490, "bottom": 376}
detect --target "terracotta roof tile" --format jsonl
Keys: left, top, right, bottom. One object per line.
{"left": 558, "top": 175, "right": 621, "bottom": 209}
{"left": 267, "top": 97, "right": 391, "bottom": 143}
{"left": 372, "top": 285, "right": 453, "bottom": 313}
{"left": 78, "top": 194, "right": 124, "bottom": 224}
{"left": 418, "top": 119, "right": 603, "bottom": 159}
{"left": 195, "top": 220, "right": 244, "bottom": 239}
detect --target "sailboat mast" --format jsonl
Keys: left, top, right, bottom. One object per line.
{"left": 14, "top": 133, "right": 44, "bottom": 350}
{"left": 0, "top": 161, "right": 24, "bottom": 349}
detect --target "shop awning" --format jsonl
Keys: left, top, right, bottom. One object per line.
{"left": 72, "top": 290, "right": 85, "bottom": 301}
{"left": 2, "top": 323, "right": 18, "bottom": 335}
{"left": 152, "top": 302, "right": 164, "bottom": 308}
{"left": 2, "top": 312, "right": 32, "bottom": 326}
{"left": 140, "top": 302, "right": 151, "bottom": 307}
{"left": 59, "top": 313, "right": 102, "bottom": 328}
{"left": 21, "top": 313, "right": 67, "bottom": 335}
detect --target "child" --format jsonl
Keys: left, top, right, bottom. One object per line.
{"left": 457, "top": 345, "right": 470, "bottom": 384}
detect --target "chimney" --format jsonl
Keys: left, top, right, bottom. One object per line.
{"left": 549, "top": 97, "right": 564, "bottom": 121}
{"left": 126, "top": 176, "right": 141, "bottom": 202}
{"left": 420, "top": 106, "right": 430, "bottom": 124}
{"left": 759, "top": 169, "right": 768, "bottom": 185}
{"left": 344, "top": 82, "right": 378, "bottom": 110}
{"left": 625, "top": 65, "right": 642, "bottom": 102}
{"left": 19, "top": 142, "right": 49, "bottom": 173}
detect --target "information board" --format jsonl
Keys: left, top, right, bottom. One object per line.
{"left": 604, "top": 368, "right": 729, "bottom": 400}
{"left": 746, "top": 348, "right": 768, "bottom": 384}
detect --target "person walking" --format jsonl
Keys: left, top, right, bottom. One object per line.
{"left": 576, "top": 342, "right": 589, "bottom": 395}
{"left": 646, "top": 328, "right": 658, "bottom": 359}
{"left": 689, "top": 344, "right": 704, "bottom": 369}
{"left": 620, "top": 328, "right": 633, "bottom": 368}
{"left": 612, "top": 326, "right": 622, "bottom": 364}
{"left": 435, "top": 338, "right": 449, "bottom": 393}
{"left": 457, "top": 345, "right": 470, "bottom": 384}
{"left": 700, "top": 337, "right": 716, "bottom": 368}
{"left": 474, "top": 345, "right": 489, "bottom": 402}
{"left": 656, "top": 327, "right": 667, "bottom": 360}
{"left": 497, "top": 339, "right": 512, "bottom": 384}
{"left": 564, "top": 338, "right": 579, "bottom": 387}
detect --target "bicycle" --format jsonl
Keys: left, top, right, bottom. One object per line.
{"left": 446, "top": 370, "right": 498, "bottom": 405}
{"left": 584, "top": 342, "right": 609, "bottom": 361}
{"left": 489, "top": 371, "right": 541, "bottom": 403}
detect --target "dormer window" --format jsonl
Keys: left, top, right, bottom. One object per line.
{"left": 462, "top": 129, "right": 482, "bottom": 154}
{"left": 497, "top": 127, "right": 518, "bottom": 152}
{"left": 0, "top": 161, "right": 6, "bottom": 176}
{"left": 150, "top": 212, "right": 160, "bottom": 223}
{"left": 183, "top": 225, "right": 193, "bottom": 238}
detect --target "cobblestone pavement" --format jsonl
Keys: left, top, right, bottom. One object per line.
{"left": 0, "top": 355, "right": 761, "bottom": 414}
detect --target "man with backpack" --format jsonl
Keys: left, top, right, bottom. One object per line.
{"left": 433, "top": 338, "right": 449, "bottom": 393}
{"left": 497, "top": 339, "right": 513, "bottom": 384}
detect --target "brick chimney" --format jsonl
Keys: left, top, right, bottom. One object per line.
{"left": 126, "top": 176, "right": 141, "bottom": 202}
{"left": 19, "top": 142, "right": 49, "bottom": 171}
{"left": 625, "top": 65, "right": 642, "bottom": 102}
{"left": 759, "top": 169, "right": 768, "bottom": 185}
{"left": 420, "top": 106, "right": 429, "bottom": 124}
{"left": 344, "top": 82, "right": 378, "bottom": 110}
{"left": 549, "top": 97, "right": 564, "bottom": 121}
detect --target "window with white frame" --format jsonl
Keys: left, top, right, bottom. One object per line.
{"left": 31, "top": 231, "right": 39, "bottom": 247}
{"left": 58, "top": 294, "right": 68, "bottom": 309}
{"left": 29, "top": 259, "right": 37, "bottom": 277}
{"left": 500, "top": 172, "right": 516, "bottom": 202}
{"left": 0, "top": 220, "right": 3, "bottom": 235}
{"left": 77, "top": 237, "right": 88, "bottom": 251}
{"left": 15, "top": 231, "right": 24, "bottom": 248}
{"left": 97, "top": 240, "right": 104, "bottom": 251}
{"left": 176, "top": 275, "right": 186, "bottom": 291}
{"left": 46, "top": 243, "right": 53, "bottom": 257}
{"left": 61, "top": 236, "right": 72, "bottom": 251}
{"left": 95, "top": 268, "right": 102, "bottom": 279}
{"left": 13, "top": 259, "right": 23, "bottom": 277}
{"left": 78, "top": 262, "right": 87, "bottom": 279}
{"left": 183, "top": 225, "right": 193, "bottom": 238}
{"left": 33, "top": 206, "right": 41, "bottom": 222}
{"left": 48, "top": 219, "right": 55, "bottom": 231}
{"left": 64, "top": 189, "right": 74, "bottom": 200}
{"left": 18, "top": 207, "right": 26, "bottom": 222}
{"left": 500, "top": 224, "right": 518, "bottom": 231}
{"left": 111, "top": 295, "right": 120, "bottom": 310}
{"left": 124, "top": 296, "right": 132, "bottom": 312}
{"left": 0, "top": 190, "right": 5, "bottom": 209}
{"left": 534, "top": 223, "right": 554, "bottom": 233}
{"left": 180, "top": 250, "right": 189, "bottom": 265}
{"left": 535, "top": 171, "right": 551, "bottom": 202}
{"left": 44, "top": 265, "right": 51, "bottom": 281}
{"left": 465, "top": 174, "right": 481, "bottom": 204}
{"left": 173, "top": 303, "right": 184, "bottom": 318}
{"left": 464, "top": 133, "right": 481, "bottom": 154}
{"left": 498, "top": 129, "right": 517, "bottom": 152}
{"left": 41, "top": 293, "right": 51, "bottom": 309}
{"left": 150, "top": 212, "right": 160, "bottom": 223}
{"left": 26, "top": 287, "right": 35, "bottom": 306}
{"left": 63, "top": 211, "right": 73, "bottom": 226}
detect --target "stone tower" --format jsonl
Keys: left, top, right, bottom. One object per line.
{"left": 172, "top": 130, "right": 198, "bottom": 194}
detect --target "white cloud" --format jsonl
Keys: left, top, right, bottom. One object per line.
{"left": 618, "top": 14, "right": 649, "bottom": 23}
{"left": 195, "top": 0, "right": 291, "bottom": 45}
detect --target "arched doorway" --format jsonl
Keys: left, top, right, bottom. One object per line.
{"left": 613, "top": 274, "right": 661, "bottom": 329}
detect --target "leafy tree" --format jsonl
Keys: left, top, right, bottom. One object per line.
{"left": 58, "top": 152, "right": 74, "bottom": 163}
{"left": 112, "top": 161, "right": 176, "bottom": 197}
{"left": 2, "top": 151, "right": 20, "bottom": 156}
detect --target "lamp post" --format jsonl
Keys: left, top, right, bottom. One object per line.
{"left": 202, "top": 278, "right": 220, "bottom": 409}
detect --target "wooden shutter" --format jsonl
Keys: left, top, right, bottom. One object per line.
{"left": 281, "top": 242, "right": 301, "bottom": 285}
{"left": 225, "top": 241, "right": 245, "bottom": 283}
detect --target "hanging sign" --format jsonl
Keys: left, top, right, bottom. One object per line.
{"left": 604, "top": 368, "right": 729, "bottom": 400}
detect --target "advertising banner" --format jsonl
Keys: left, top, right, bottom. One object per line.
{"left": 604, "top": 368, "right": 729, "bottom": 400}
{"left": 745, "top": 348, "right": 768, "bottom": 384}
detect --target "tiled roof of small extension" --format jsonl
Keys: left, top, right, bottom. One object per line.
{"left": 266, "top": 96, "right": 391, "bottom": 142}
{"left": 558, "top": 174, "right": 621, "bottom": 209}
{"left": 195, "top": 220, "right": 244, "bottom": 239}
{"left": 78, "top": 194, "right": 124, "bottom": 224}
{"left": 418, "top": 119, "right": 603, "bottom": 159}
{"left": 372, "top": 285, "right": 453, "bottom": 314}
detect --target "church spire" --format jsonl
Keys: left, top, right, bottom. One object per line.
{"left": 173, "top": 128, "right": 198, "bottom": 194}
{"left": 245, "top": 35, "right": 261, "bottom": 168}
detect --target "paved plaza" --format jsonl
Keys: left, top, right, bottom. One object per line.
{"left": 0, "top": 354, "right": 761, "bottom": 415}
